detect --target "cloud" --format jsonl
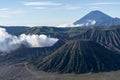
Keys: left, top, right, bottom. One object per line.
{"left": 8, "top": 10, "right": 25, "bottom": 14}
{"left": 0, "top": 28, "right": 58, "bottom": 53}
{"left": 57, "top": 23, "right": 84, "bottom": 27}
{"left": 0, "top": 8, "right": 9, "bottom": 17}
{"left": 55, "top": 5, "right": 81, "bottom": 10}
{"left": 23, "top": 1, "right": 62, "bottom": 6}
{"left": 0, "top": 15, "right": 9, "bottom": 18}
{"left": 91, "top": 2, "right": 120, "bottom": 5}
{"left": 0, "top": 8, "right": 8, "bottom": 11}
{"left": 64, "top": 5, "right": 81, "bottom": 10}
{"left": 32, "top": 7, "right": 47, "bottom": 10}
{"left": 0, "top": 9, "right": 26, "bottom": 18}
{"left": 90, "top": 7, "right": 100, "bottom": 9}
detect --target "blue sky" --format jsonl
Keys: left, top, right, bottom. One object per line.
{"left": 0, "top": 0, "right": 120, "bottom": 26}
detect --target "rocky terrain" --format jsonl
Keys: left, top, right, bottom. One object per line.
{"left": 0, "top": 10, "right": 120, "bottom": 80}
{"left": 72, "top": 28, "right": 120, "bottom": 52}
{"left": 35, "top": 40, "right": 120, "bottom": 74}
{"left": 0, "top": 62, "right": 120, "bottom": 80}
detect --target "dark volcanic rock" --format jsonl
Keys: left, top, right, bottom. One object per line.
{"left": 36, "top": 40, "right": 120, "bottom": 74}
{"left": 72, "top": 28, "right": 120, "bottom": 52}
{"left": 1, "top": 40, "right": 65, "bottom": 63}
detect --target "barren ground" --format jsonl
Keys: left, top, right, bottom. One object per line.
{"left": 0, "top": 62, "right": 120, "bottom": 80}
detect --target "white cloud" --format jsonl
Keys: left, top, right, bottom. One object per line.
{"left": 0, "top": 7, "right": 25, "bottom": 16}
{"left": 65, "top": 5, "right": 81, "bottom": 10}
{"left": 88, "top": 20, "right": 96, "bottom": 25}
{"left": 90, "top": 6, "right": 100, "bottom": 9}
{"left": 57, "top": 23, "right": 83, "bottom": 27}
{"left": 0, "top": 8, "right": 8, "bottom": 11}
{"left": 23, "top": 1, "right": 62, "bottom": 6}
{"left": 0, "top": 10, "right": 26, "bottom": 18}
{"left": 9, "top": 10, "right": 25, "bottom": 14}
{"left": 0, "top": 15, "right": 9, "bottom": 18}
{"left": 91, "top": 2, "right": 120, "bottom": 5}
{"left": 32, "top": 7, "right": 47, "bottom": 10}
{"left": 0, "top": 28, "right": 58, "bottom": 53}
{"left": 55, "top": 5, "right": 81, "bottom": 10}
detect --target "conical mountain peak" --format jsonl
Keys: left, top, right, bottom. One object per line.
{"left": 87, "top": 10, "right": 112, "bottom": 18}
{"left": 74, "top": 10, "right": 120, "bottom": 27}
{"left": 89, "top": 10, "right": 108, "bottom": 15}
{"left": 35, "top": 40, "right": 120, "bottom": 74}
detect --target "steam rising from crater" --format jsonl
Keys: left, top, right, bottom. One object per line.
{"left": 0, "top": 28, "right": 58, "bottom": 53}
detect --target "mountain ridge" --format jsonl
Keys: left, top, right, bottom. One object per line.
{"left": 74, "top": 10, "right": 120, "bottom": 27}
{"left": 35, "top": 40, "right": 120, "bottom": 74}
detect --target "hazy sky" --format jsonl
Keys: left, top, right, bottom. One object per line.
{"left": 0, "top": 0, "right": 119, "bottom": 26}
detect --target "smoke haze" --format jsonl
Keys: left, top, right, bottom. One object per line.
{"left": 0, "top": 28, "right": 58, "bottom": 53}
{"left": 57, "top": 23, "right": 84, "bottom": 27}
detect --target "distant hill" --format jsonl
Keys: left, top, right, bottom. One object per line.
{"left": 0, "top": 40, "right": 65, "bottom": 63}
{"left": 35, "top": 40, "right": 120, "bottom": 74}
{"left": 21, "top": 26, "right": 120, "bottom": 52}
{"left": 74, "top": 10, "right": 120, "bottom": 27}
{"left": 72, "top": 27, "right": 120, "bottom": 52}
{"left": 0, "top": 26, "right": 29, "bottom": 35}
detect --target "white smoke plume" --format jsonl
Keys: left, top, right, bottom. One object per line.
{"left": 0, "top": 28, "right": 58, "bottom": 53}
{"left": 57, "top": 23, "right": 84, "bottom": 27}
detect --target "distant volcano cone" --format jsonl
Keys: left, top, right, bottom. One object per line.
{"left": 36, "top": 40, "right": 120, "bottom": 74}
{"left": 74, "top": 10, "right": 120, "bottom": 27}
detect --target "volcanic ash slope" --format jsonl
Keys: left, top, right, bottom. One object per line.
{"left": 36, "top": 40, "right": 120, "bottom": 74}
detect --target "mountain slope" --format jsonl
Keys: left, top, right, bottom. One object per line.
{"left": 21, "top": 26, "right": 120, "bottom": 52}
{"left": 74, "top": 10, "right": 120, "bottom": 27}
{"left": 0, "top": 26, "right": 29, "bottom": 35}
{"left": 35, "top": 40, "right": 120, "bottom": 74}
{"left": 0, "top": 40, "right": 65, "bottom": 63}
{"left": 72, "top": 27, "right": 120, "bottom": 52}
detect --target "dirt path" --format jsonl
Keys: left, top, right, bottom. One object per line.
{"left": 0, "top": 63, "right": 40, "bottom": 80}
